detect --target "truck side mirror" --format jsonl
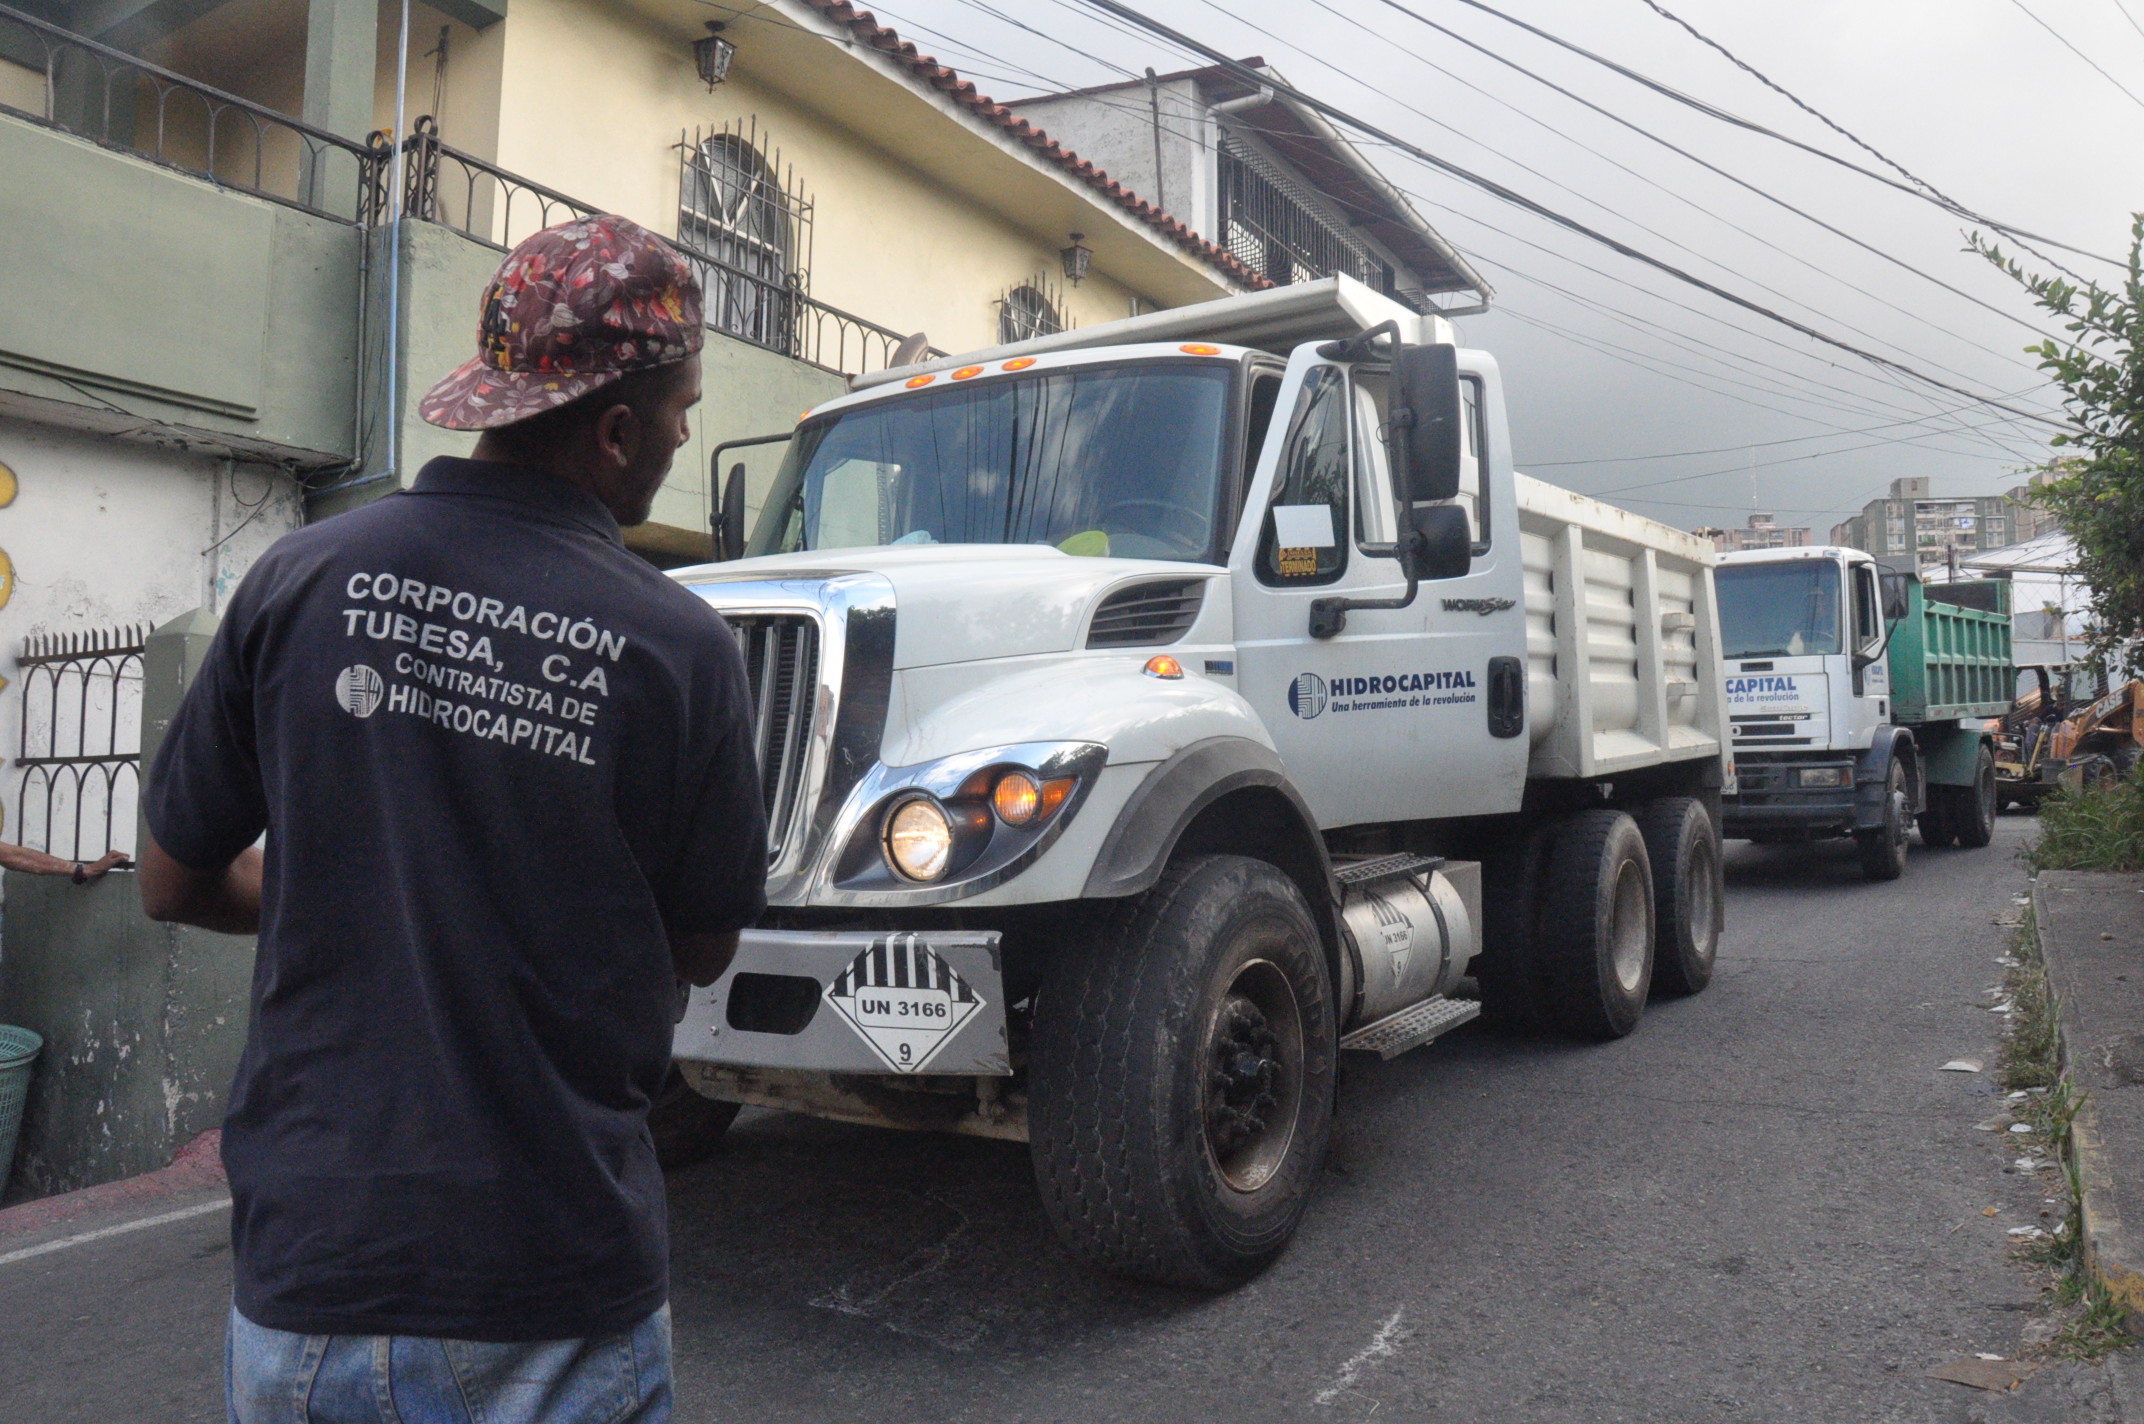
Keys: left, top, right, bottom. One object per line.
{"left": 1392, "top": 343, "right": 1463, "bottom": 504}
{"left": 1403, "top": 504, "right": 1472, "bottom": 582}
{"left": 714, "top": 463, "right": 748, "bottom": 561}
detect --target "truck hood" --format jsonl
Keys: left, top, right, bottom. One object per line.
{"left": 673, "top": 545, "right": 1225, "bottom": 670}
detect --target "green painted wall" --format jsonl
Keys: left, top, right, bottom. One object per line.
{"left": 0, "top": 871, "right": 254, "bottom": 1201}
{"left": 0, "top": 110, "right": 362, "bottom": 465}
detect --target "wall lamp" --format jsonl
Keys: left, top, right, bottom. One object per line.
{"left": 1060, "top": 232, "right": 1092, "bottom": 286}
{"left": 694, "top": 23, "right": 736, "bottom": 89}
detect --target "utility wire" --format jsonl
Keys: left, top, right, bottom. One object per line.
{"left": 1522, "top": 395, "right": 2053, "bottom": 467}
{"left": 1631, "top": 0, "right": 2111, "bottom": 282}
{"left": 1182, "top": 0, "right": 2051, "bottom": 393}
{"left": 1432, "top": 0, "right": 2120, "bottom": 270}
{"left": 2118, "top": 0, "right": 2144, "bottom": 44}
{"left": 2008, "top": 0, "right": 2144, "bottom": 111}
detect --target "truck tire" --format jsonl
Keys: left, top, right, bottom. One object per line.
{"left": 1474, "top": 820, "right": 1557, "bottom": 1032}
{"left": 1638, "top": 798, "right": 1721, "bottom": 997}
{"left": 1539, "top": 809, "right": 1655, "bottom": 1040}
{"left": 1949, "top": 745, "right": 1998, "bottom": 849}
{"left": 1857, "top": 758, "right": 1910, "bottom": 881}
{"left": 651, "top": 1066, "right": 741, "bottom": 1169}
{"left": 1028, "top": 854, "right": 1337, "bottom": 1289}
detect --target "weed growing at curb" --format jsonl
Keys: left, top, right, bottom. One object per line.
{"left": 2002, "top": 903, "right": 2134, "bottom": 1358}
{"left": 2028, "top": 766, "right": 2144, "bottom": 873}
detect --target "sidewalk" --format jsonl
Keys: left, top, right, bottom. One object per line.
{"left": 2035, "top": 871, "right": 2144, "bottom": 1323}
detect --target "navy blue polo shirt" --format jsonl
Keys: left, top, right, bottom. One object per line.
{"left": 144, "top": 457, "right": 768, "bottom": 1341}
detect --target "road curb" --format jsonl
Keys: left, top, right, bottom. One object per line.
{"left": 2032, "top": 876, "right": 2144, "bottom": 1333}
{"left": 0, "top": 1128, "right": 223, "bottom": 1244}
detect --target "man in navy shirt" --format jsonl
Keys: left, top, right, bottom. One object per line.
{"left": 141, "top": 215, "right": 766, "bottom": 1423}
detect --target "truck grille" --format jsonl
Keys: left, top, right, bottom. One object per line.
{"left": 726, "top": 613, "right": 820, "bottom": 863}
{"left": 1087, "top": 579, "right": 1205, "bottom": 648}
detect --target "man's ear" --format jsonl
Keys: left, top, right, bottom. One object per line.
{"left": 593, "top": 399, "right": 641, "bottom": 470}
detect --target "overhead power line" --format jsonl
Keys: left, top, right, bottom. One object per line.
{"left": 1630, "top": 0, "right": 2115, "bottom": 281}
{"left": 1068, "top": 0, "right": 2073, "bottom": 433}
{"left": 2008, "top": 0, "right": 2144, "bottom": 112}
{"left": 1435, "top": 0, "right": 2121, "bottom": 269}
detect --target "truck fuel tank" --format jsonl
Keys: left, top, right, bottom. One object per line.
{"left": 1336, "top": 857, "right": 1481, "bottom": 1029}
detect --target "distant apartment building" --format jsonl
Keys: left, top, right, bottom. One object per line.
{"left": 1830, "top": 477, "right": 2029, "bottom": 571}
{"left": 1705, "top": 512, "right": 1811, "bottom": 553}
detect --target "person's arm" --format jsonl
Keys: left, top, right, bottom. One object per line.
{"left": 139, "top": 833, "right": 263, "bottom": 935}
{"left": 0, "top": 844, "right": 130, "bottom": 880}
{"left": 671, "top": 929, "right": 741, "bottom": 988}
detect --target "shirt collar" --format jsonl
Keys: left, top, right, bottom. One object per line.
{"left": 406, "top": 458, "right": 624, "bottom": 546}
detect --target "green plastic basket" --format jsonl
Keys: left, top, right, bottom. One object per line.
{"left": 0, "top": 1024, "right": 43, "bottom": 1195}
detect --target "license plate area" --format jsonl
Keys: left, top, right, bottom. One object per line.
{"left": 673, "top": 929, "right": 1009, "bottom": 1076}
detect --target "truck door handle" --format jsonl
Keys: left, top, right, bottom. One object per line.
{"left": 1487, "top": 656, "right": 1524, "bottom": 738}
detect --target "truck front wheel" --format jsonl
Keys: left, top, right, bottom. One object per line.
{"left": 1029, "top": 855, "right": 1337, "bottom": 1289}
{"left": 1857, "top": 759, "right": 1910, "bottom": 881}
{"left": 1540, "top": 810, "right": 1656, "bottom": 1040}
{"left": 1638, "top": 798, "right": 1721, "bottom": 997}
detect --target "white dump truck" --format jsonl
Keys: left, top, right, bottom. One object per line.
{"left": 664, "top": 276, "right": 1729, "bottom": 1288}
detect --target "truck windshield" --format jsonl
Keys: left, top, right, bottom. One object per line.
{"left": 1715, "top": 561, "right": 1844, "bottom": 658}
{"left": 747, "top": 361, "right": 1234, "bottom": 562}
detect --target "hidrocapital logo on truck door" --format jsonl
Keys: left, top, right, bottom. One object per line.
{"left": 1290, "top": 668, "right": 1479, "bottom": 719}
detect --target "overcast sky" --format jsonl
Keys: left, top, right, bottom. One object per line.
{"left": 869, "top": 0, "right": 2139, "bottom": 535}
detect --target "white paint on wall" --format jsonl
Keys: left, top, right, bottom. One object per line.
{"left": 0, "top": 417, "right": 301, "bottom": 853}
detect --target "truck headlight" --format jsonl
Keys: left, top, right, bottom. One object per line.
{"left": 1794, "top": 767, "right": 1851, "bottom": 788}
{"left": 884, "top": 796, "right": 955, "bottom": 881}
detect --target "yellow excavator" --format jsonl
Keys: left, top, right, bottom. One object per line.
{"left": 1994, "top": 668, "right": 2144, "bottom": 808}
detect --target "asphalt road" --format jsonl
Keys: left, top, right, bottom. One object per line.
{"left": 0, "top": 814, "right": 2125, "bottom": 1422}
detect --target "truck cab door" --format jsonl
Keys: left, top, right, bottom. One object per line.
{"left": 1850, "top": 559, "right": 1890, "bottom": 739}
{"left": 1229, "top": 347, "right": 1528, "bottom": 828}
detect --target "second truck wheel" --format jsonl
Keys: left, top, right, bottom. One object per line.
{"left": 1028, "top": 854, "right": 1337, "bottom": 1289}
{"left": 1540, "top": 809, "right": 1656, "bottom": 1039}
{"left": 1638, "top": 798, "right": 1721, "bottom": 996}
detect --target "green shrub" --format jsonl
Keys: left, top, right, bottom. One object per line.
{"left": 2029, "top": 765, "right": 2144, "bottom": 871}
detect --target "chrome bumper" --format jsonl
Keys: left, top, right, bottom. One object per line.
{"left": 671, "top": 929, "right": 1010, "bottom": 1077}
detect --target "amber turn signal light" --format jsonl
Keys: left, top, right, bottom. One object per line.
{"left": 1143, "top": 654, "right": 1185, "bottom": 679}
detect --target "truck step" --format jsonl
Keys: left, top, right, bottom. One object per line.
{"left": 1334, "top": 852, "right": 1444, "bottom": 886}
{"left": 1339, "top": 995, "right": 1481, "bottom": 1059}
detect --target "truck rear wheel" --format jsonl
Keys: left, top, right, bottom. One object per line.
{"left": 1948, "top": 746, "right": 1997, "bottom": 849}
{"left": 1857, "top": 758, "right": 1909, "bottom": 881}
{"left": 1540, "top": 810, "right": 1655, "bottom": 1040}
{"left": 1029, "top": 854, "right": 1337, "bottom": 1289}
{"left": 1916, "top": 793, "right": 1957, "bottom": 848}
{"left": 1638, "top": 798, "right": 1720, "bottom": 997}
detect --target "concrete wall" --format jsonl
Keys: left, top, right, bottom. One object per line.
{"left": 0, "top": 110, "right": 364, "bottom": 467}
{"left": 0, "top": 421, "right": 302, "bottom": 853}
{"left": 0, "top": 871, "right": 253, "bottom": 1201}
{"left": 1012, "top": 78, "right": 1217, "bottom": 242}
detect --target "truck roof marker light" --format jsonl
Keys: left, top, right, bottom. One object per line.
{"left": 1002, "top": 357, "right": 1037, "bottom": 371}
{"left": 951, "top": 365, "right": 985, "bottom": 380}
{"left": 1179, "top": 343, "right": 1221, "bottom": 355}
{"left": 1144, "top": 654, "right": 1185, "bottom": 679}
{"left": 904, "top": 374, "right": 935, "bottom": 389}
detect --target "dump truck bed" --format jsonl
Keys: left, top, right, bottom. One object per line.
{"left": 1895, "top": 580, "right": 2013, "bottom": 723}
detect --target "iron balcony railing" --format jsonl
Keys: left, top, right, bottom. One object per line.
{"left": 13, "top": 624, "right": 149, "bottom": 862}
{"left": 0, "top": 1, "right": 388, "bottom": 224}
{"left": 1217, "top": 131, "right": 1393, "bottom": 294}
{"left": 401, "top": 118, "right": 932, "bottom": 378}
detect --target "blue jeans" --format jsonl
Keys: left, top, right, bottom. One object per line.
{"left": 226, "top": 1303, "right": 673, "bottom": 1424}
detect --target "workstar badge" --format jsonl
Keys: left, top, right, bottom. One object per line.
{"left": 825, "top": 934, "right": 984, "bottom": 1073}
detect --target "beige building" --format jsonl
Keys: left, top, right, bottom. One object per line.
{"left": 1829, "top": 476, "right": 2035, "bottom": 572}
{"left": 1704, "top": 512, "right": 1811, "bottom": 554}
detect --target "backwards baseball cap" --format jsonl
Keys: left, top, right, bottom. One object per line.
{"left": 419, "top": 213, "right": 703, "bottom": 431}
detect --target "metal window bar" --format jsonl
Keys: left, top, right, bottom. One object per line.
{"left": 997, "top": 271, "right": 1070, "bottom": 344}
{"left": 0, "top": 2, "right": 389, "bottom": 224}
{"left": 677, "top": 120, "right": 814, "bottom": 356}
{"left": 1216, "top": 132, "right": 1391, "bottom": 293}
{"left": 399, "top": 117, "right": 931, "bottom": 377}
{"left": 13, "top": 624, "right": 148, "bottom": 862}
